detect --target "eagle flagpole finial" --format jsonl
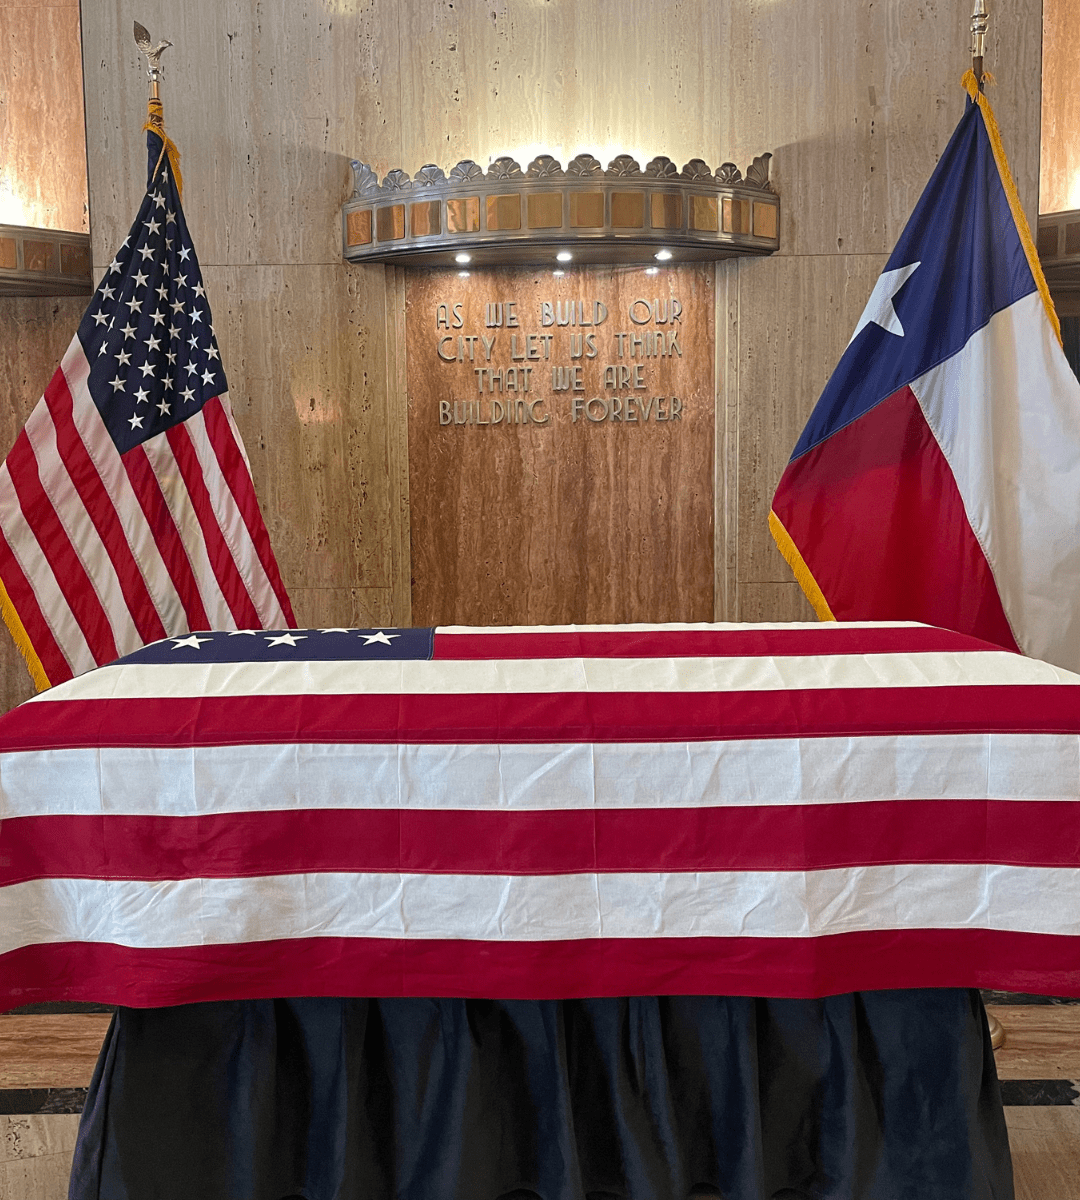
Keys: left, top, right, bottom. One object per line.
{"left": 134, "top": 21, "right": 173, "bottom": 101}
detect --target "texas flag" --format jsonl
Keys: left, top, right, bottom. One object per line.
{"left": 770, "top": 78, "right": 1080, "bottom": 673}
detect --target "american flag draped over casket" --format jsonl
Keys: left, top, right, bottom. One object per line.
{"left": 1, "top": 620, "right": 1079, "bottom": 1010}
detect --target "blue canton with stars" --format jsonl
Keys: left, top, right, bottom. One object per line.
{"left": 77, "top": 130, "right": 227, "bottom": 456}
{"left": 117, "top": 628, "right": 436, "bottom": 664}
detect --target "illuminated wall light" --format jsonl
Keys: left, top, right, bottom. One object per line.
{"left": 0, "top": 175, "right": 28, "bottom": 226}
{"left": 655, "top": 249, "right": 673, "bottom": 261}
{"left": 552, "top": 269, "right": 565, "bottom": 277}
{"left": 458, "top": 270, "right": 471, "bottom": 278}
{"left": 454, "top": 252, "right": 471, "bottom": 264}
{"left": 556, "top": 251, "right": 573, "bottom": 262}
{"left": 645, "top": 266, "right": 660, "bottom": 275}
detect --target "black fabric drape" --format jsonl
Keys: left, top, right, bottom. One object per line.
{"left": 69, "top": 989, "right": 1012, "bottom": 1200}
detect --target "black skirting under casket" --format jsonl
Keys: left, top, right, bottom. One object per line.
{"left": 68, "top": 989, "right": 1013, "bottom": 1200}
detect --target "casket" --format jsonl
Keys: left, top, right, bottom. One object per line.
{"left": 2, "top": 619, "right": 1078, "bottom": 1008}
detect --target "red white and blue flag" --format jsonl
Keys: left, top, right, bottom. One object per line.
{"left": 770, "top": 80, "right": 1080, "bottom": 672}
{"left": 0, "top": 119, "right": 294, "bottom": 691}
{"left": 1, "top": 620, "right": 1080, "bottom": 1009}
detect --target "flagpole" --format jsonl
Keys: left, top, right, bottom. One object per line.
{"left": 133, "top": 21, "right": 183, "bottom": 196}
{"left": 971, "top": 0, "right": 989, "bottom": 90}
{"left": 969, "top": 0, "right": 1007, "bottom": 1056}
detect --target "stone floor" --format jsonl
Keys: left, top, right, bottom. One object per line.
{"left": 1, "top": 1001, "right": 1078, "bottom": 1199}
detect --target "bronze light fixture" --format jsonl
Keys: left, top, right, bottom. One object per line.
{"left": 342, "top": 152, "right": 780, "bottom": 268}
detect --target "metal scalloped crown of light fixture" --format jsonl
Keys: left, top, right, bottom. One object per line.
{"left": 341, "top": 152, "right": 780, "bottom": 267}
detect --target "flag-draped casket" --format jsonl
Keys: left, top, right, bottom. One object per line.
{"left": 1, "top": 620, "right": 1079, "bottom": 1010}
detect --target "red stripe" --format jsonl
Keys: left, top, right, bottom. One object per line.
{"left": 121, "top": 444, "right": 210, "bottom": 630}
{"left": 4, "top": 800, "right": 1080, "bottom": 884}
{"left": 773, "top": 385, "right": 1020, "bottom": 651}
{"left": 435, "top": 626, "right": 1013, "bottom": 661}
{"left": 1, "top": 928, "right": 1078, "bottom": 1010}
{"left": 164, "top": 421, "right": 261, "bottom": 628}
{"left": 0, "top": 527, "right": 70, "bottom": 684}
{"left": 4, "top": 685, "right": 1079, "bottom": 750}
{"left": 42, "top": 368, "right": 167, "bottom": 646}
{"left": 202, "top": 398, "right": 296, "bottom": 626}
{"left": 3, "top": 426, "right": 117, "bottom": 665}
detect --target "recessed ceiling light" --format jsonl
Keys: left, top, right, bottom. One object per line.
{"left": 556, "top": 251, "right": 573, "bottom": 262}
{"left": 654, "top": 249, "right": 673, "bottom": 261}
{"left": 455, "top": 252, "right": 471, "bottom": 264}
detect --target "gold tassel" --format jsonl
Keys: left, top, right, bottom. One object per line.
{"left": 0, "top": 574, "right": 51, "bottom": 692}
{"left": 143, "top": 96, "right": 183, "bottom": 199}
{"left": 768, "top": 510, "right": 836, "bottom": 622}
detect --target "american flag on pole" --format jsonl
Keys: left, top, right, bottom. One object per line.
{"left": 0, "top": 113, "right": 294, "bottom": 690}
{"left": 1, "top": 620, "right": 1079, "bottom": 1010}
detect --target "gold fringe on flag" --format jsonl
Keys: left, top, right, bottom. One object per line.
{"left": 768, "top": 510, "right": 836, "bottom": 622}
{"left": 143, "top": 96, "right": 183, "bottom": 199}
{"left": 0, "top": 575, "right": 50, "bottom": 692}
{"left": 962, "top": 69, "right": 1061, "bottom": 346}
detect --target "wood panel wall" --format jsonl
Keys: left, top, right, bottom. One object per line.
{"left": 407, "top": 265, "right": 715, "bottom": 626}
{"left": 1041, "top": 0, "right": 1079, "bottom": 214}
{"left": 0, "top": 0, "right": 87, "bottom": 232}
{"left": 0, "top": 1, "right": 1043, "bottom": 710}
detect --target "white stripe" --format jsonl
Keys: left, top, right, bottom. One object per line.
{"left": 21, "top": 390, "right": 142, "bottom": 655}
{"left": 0, "top": 437, "right": 93, "bottom": 676}
{"left": 911, "top": 291, "right": 1080, "bottom": 672}
{"left": 27, "top": 647, "right": 1080, "bottom": 704}
{"left": 184, "top": 407, "right": 286, "bottom": 627}
{"left": 139, "top": 429, "right": 235, "bottom": 627}
{"left": 2, "top": 732, "right": 1077, "bottom": 818}
{"left": 61, "top": 340, "right": 189, "bottom": 638}
{"left": 1, "top": 863, "right": 1077, "bottom": 953}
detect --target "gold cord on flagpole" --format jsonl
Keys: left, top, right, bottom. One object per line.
{"left": 134, "top": 21, "right": 182, "bottom": 197}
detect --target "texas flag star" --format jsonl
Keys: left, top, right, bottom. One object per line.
{"left": 848, "top": 261, "right": 922, "bottom": 345}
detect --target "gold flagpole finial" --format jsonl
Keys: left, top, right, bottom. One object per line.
{"left": 134, "top": 21, "right": 183, "bottom": 198}
{"left": 971, "top": 0, "right": 989, "bottom": 90}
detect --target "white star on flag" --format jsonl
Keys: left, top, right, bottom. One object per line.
{"left": 848, "top": 261, "right": 922, "bottom": 345}
{"left": 266, "top": 632, "right": 307, "bottom": 647}
{"left": 171, "top": 635, "right": 213, "bottom": 649}
{"left": 361, "top": 631, "right": 400, "bottom": 646}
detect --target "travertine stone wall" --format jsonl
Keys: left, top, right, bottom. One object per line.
{"left": 1041, "top": 0, "right": 1079, "bottom": 214}
{"left": 0, "top": 1, "right": 1041, "bottom": 711}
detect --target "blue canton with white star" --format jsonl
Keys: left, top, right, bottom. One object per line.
{"left": 117, "top": 628, "right": 435, "bottom": 664}
{"left": 77, "top": 131, "right": 227, "bottom": 455}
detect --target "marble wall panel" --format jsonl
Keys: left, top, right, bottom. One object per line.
{"left": 207, "top": 262, "right": 397, "bottom": 611}
{"left": 0, "top": 1114, "right": 80, "bottom": 1200}
{"left": 727, "top": 252, "right": 888, "bottom": 592}
{"left": 79, "top": 0, "right": 404, "bottom": 268}
{"left": 287, "top": 586, "right": 395, "bottom": 629}
{"left": 1041, "top": 0, "right": 1079, "bottom": 214}
{"left": 0, "top": 0, "right": 87, "bottom": 233}
{"left": 72, "top": 0, "right": 1044, "bottom": 637}
{"left": 0, "top": 296, "right": 85, "bottom": 712}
